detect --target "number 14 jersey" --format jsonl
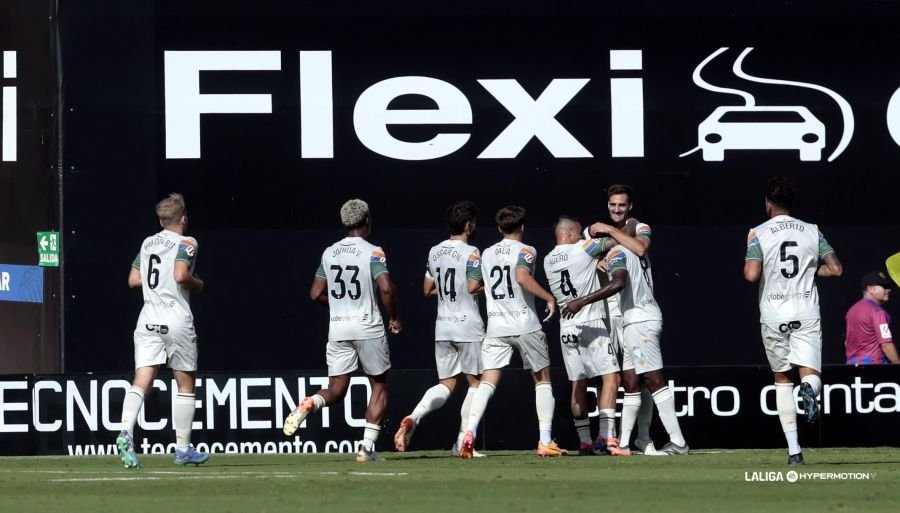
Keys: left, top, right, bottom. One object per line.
{"left": 316, "top": 237, "right": 389, "bottom": 341}
{"left": 426, "top": 239, "right": 485, "bottom": 342}
{"left": 745, "top": 215, "right": 835, "bottom": 323}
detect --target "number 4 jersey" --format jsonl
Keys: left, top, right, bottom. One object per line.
{"left": 316, "top": 237, "right": 389, "bottom": 341}
{"left": 426, "top": 239, "right": 485, "bottom": 342}
{"left": 132, "top": 229, "right": 197, "bottom": 326}
{"left": 544, "top": 239, "right": 607, "bottom": 328}
{"left": 745, "top": 215, "right": 835, "bottom": 323}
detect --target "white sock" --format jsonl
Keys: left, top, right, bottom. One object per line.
{"left": 120, "top": 386, "right": 145, "bottom": 434}
{"left": 174, "top": 393, "right": 196, "bottom": 450}
{"left": 465, "top": 382, "right": 496, "bottom": 437}
{"left": 801, "top": 374, "right": 822, "bottom": 397}
{"left": 637, "top": 387, "right": 653, "bottom": 441}
{"left": 361, "top": 423, "right": 380, "bottom": 451}
{"left": 652, "top": 387, "right": 685, "bottom": 447}
{"left": 312, "top": 394, "right": 326, "bottom": 411}
{"left": 458, "top": 387, "right": 477, "bottom": 446}
{"left": 412, "top": 384, "right": 452, "bottom": 423}
{"left": 535, "top": 383, "right": 555, "bottom": 444}
{"left": 574, "top": 418, "right": 591, "bottom": 445}
{"left": 619, "top": 393, "right": 641, "bottom": 448}
{"left": 775, "top": 383, "right": 801, "bottom": 454}
{"left": 598, "top": 408, "right": 616, "bottom": 441}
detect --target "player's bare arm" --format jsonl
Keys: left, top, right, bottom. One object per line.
{"left": 310, "top": 276, "right": 329, "bottom": 305}
{"left": 376, "top": 272, "right": 402, "bottom": 334}
{"left": 743, "top": 259, "right": 762, "bottom": 283}
{"left": 174, "top": 260, "right": 204, "bottom": 292}
{"left": 423, "top": 275, "right": 438, "bottom": 298}
{"left": 817, "top": 252, "right": 843, "bottom": 277}
{"left": 562, "top": 268, "right": 627, "bottom": 319}
{"left": 514, "top": 267, "right": 557, "bottom": 321}
{"left": 590, "top": 219, "right": 647, "bottom": 256}
{"left": 128, "top": 266, "right": 142, "bottom": 288}
{"left": 882, "top": 342, "right": 900, "bottom": 364}
{"left": 467, "top": 278, "right": 485, "bottom": 295}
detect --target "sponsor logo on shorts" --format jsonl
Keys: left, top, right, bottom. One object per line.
{"left": 330, "top": 313, "right": 370, "bottom": 322}
{"left": 765, "top": 291, "right": 811, "bottom": 301}
{"left": 145, "top": 324, "right": 169, "bottom": 334}
{"left": 437, "top": 314, "right": 468, "bottom": 323}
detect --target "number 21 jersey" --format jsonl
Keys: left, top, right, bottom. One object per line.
{"left": 316, "top": 237, "right": 388, "bottom": 341}
{"left": 745, "top": 215, "right": 835, "bottom": 323}
{"left": 481, "top": 239, "right": 541, "bottom": 337}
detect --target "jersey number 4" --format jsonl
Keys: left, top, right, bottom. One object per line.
{"left": 330, "top": 265, "right": 361, "bottom": 300}
{"left": 558, "top": 269, "right": 578, "bottom": 298}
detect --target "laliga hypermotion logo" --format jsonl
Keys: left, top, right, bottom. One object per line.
{"left": 680, "top": 47, "right": 854, "bottom": 162}
{"left": 1, "top": 50, "right": 16, "bottom": 162}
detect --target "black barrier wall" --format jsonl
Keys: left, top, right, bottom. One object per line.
{"left": 1, "top": 366, "right": 897, "bottom": 456}
{"left": 53, "top": 1, "right": 900, "bottom": 373}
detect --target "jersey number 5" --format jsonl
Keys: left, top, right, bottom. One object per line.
{"left": 779, "top": 241, "right": 799, "bottom": 279}
{"left": 330, "top": 265, "right": 361, "bottom": 300}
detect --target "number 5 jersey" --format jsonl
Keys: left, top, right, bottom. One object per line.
{"left": 316, "top": 237, "right": 389, "bottom": 341}
{"left": 745, "top": 215, "right": 836, "bottom": 323}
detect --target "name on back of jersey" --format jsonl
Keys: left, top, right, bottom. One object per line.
{"left": 331, "top": 246, "right": 363, "bottom": 258}
{"left": 432, "top": 247, "right": 464, "bottom": 262}
{"left": 143, "top": 237, "right": 176, "bottom": 250}
{"left": 768, "top": 221, "right": 806, "bottom": 234}
{"left": 546, "top": 253, "right": 568, "bottom": 265}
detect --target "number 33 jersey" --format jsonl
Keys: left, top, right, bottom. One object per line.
{"left": 131, "top": 229, "right": 197, "bottom": 326}
{"left": 745, "top": 215, "right": 835, "bottom": 323}
{"left": 426, "top": 239, "right": 485, "bottom": 342}
{"left": 481, "top": 239, "right": 541, "bottom": 337}
{"left": 316, "top": 237, "right": 389, "bottom": 341}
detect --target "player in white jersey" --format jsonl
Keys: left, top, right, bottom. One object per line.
{"left": 563, "top": 243, "right": 688, "bottom": 456}
{"left": 394, "top": 201, "right": 486, "bottom": 456}
{"left": 744, "top": 177, "right": 842, "bottom": 465}
{"left": 116, "top": 193, "right": 208, "bottom": 469}
{"left": 458, "top": 206, "right": 565, "bottom": 458}
{"left": 543, "top": 216, "right": 620, "bottom": 455}
{"left": 586, "top": 184, "right": 659, "bottom": 454}
{"left": 283, "top": 199, "right": 402, "bottom": 463}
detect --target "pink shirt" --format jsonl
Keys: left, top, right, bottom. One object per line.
{"left": 845, "top": 298, "right": 893, "bottom": 365}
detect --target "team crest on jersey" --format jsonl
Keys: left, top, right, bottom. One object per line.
{"left": 607, "top": 249, "right": 625, "bottom": 264}
{"left": 520, "top": 249, "right": 535, "bottom": 264}
{"left": 467, "top": 254, "right": 480, "bottom": 268}
{"left": 747, "top": 230, "right": 760, "bottom": 247}
{"left": 179, "top": 240, "right": 196, "bottom": 256}
{"left": 636, "top": 223, "right": 651, "bottom": 237}
{"left": 581, "top": 239, "right": 602, "bottom": 254}
{"left": 371, "top": 251, "right": 386, "bottom": 264}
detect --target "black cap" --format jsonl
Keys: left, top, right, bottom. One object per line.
{"left": 861, "top": 271, "right": 892, "bottom": 289}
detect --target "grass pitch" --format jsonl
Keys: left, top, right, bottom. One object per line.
{"left": 1, "top": 448, "right": 898, "bottom": 513}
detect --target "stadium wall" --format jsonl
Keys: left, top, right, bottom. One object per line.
{"left": 0, "top": 366, "right": 897, "bottom": 456}
{"left": 0, "top": 3, "right": 898, "bottom": 395}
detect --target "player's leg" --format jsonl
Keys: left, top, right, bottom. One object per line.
{"left": 285, "top": 339, "right": 358, "bottom": 436}
{"left": 634, "top": 321, "right": 686, "bottom": 454}
{"left": 613, "top": 369, "right": 640, "bottom": 455}
{"left": 355, "top": 336, "right": 392, "bottom": 462}
{"left": 583, "top": 320, "right": 619, "bottom": 454}
{"left": 559, "top": 327, "right": 591, "bottom": 453}
{"left": 452, "top": 340, "right": 482, "bottom": 456}
{"left": 459, "top": 336, "right": 509, "bottom": 457}
{"left": 169, "top": 325, "right": 208, "bottom": 465}
{"left": 597, "top": 372, "right": 619, "bottom": 453}
{"left": 117, "top": 364, "right": 157, "bottom": 469}
{"left": 634, "top": 387, "right": 655, "bottom": 454}
{"left": 532, "top": 366, "right": 565, "bottom": 457}
{"left": 790, "top": 320, "right": 823, "bottom": 424}
{"left": 396, "top": 341, "right": 459, "bottom": 451}
{"left": 762, "top": 323, "right": 804, "bottom": 464}
{"left": 570, "top": 379, "right": 593, "bottom": 453}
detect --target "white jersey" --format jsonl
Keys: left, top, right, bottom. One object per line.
{"left": 482, "top": 238, "right": 542, "bottom": 337}
{"left": 745, "top": 215, "right": 835, "bottom": 323}
{"left": 426, "top": 239, "right": 485, "bottom": 342}
{"left": 606, "top": 245, "right": 662, "bottom": 325}
{"left": 544, "top": 239, "right": 607, "bottom": 328}
{"left": 132, "top": 229, "right": 197, "bottom": 326}
{"left": 316, "top": 237, "right": 389, "bottom": 341}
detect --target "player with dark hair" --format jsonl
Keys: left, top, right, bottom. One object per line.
{"left": 283, "top": 199, "right": 402, "bottom": 462}
{"left": 744, "top": 177, "right": 842, "bottom": 465}
{"left": 394, "top": 201, "right": 487, "bottom": 457}
{"left": 458, "top": 206, "right": 565, "bottom": 458}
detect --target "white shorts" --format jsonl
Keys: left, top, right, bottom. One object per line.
{"left": 482, "top": 330, "right": 550, "bottom": 372}
{"left": 760, "top": 319, "right": 822, "bottom": 373}
{"left": 326, "top": 336, "right": 391, "bottom": 376}
{"left": 560, "top": 319, "right": 619, "bottom": 380}
{"left": 435, "top": 340, "right": 483, "bottom": 380}
{"left": 621, "top": 320, "right": 663, "bottom": 374}
{"left": 133, "top": 323, "right": 197, "bottom": 372}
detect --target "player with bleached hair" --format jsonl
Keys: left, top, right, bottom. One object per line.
{"left": 118, "top": 193, "right": 208, "bottom": 468}
{"left": 283, "top": 199, "right": 402, "bottom": 462}
{"left": 744, "top": 177, "right": 842, "bottom": 465}
{"left": 543, "top": 216, "right": 620, "bottom": 455}
{"left": 458, "top": 206, "right": 565, "bottom": 458}
{"left": 394, "top": 201, "right": 487, "bottom": 457}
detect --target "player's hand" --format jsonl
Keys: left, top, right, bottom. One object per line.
{"left": 596, "top": 259, "right": 609, "bottom": 272}
{"left": 589, "top": 222, "right": 614, "bottom": 237}
{"left": 389, "top": 319, "right": 403, "bottom": 334}
{"left": 561, "top": 298, "right": 584, "bottom": 319}
{"left": 194, "top": 276, "right": 205, "bottom": 293}
{"left": 542, "top": 298, "right": 557, "bottom": 322}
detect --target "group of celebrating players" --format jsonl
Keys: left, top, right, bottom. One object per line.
{"left": 115, "top": 177, "right": 838, "bottom": 468}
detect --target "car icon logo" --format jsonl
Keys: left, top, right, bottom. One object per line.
{"left": 698, "top": 106, "right": 825, "bottom": 161}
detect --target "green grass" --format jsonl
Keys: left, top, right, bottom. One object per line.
{"left": 1, "top": 448, "right": 898, "bottom": 513}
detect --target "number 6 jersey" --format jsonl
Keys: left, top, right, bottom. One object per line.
{"left": 131, "top": 229, "right": 197, "bottom": 326}
{"left": 745, "top": 215, "right": 835, "bottom": 323}
{"left": 316, "top": 237, "right": 389, "bottom": 341}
